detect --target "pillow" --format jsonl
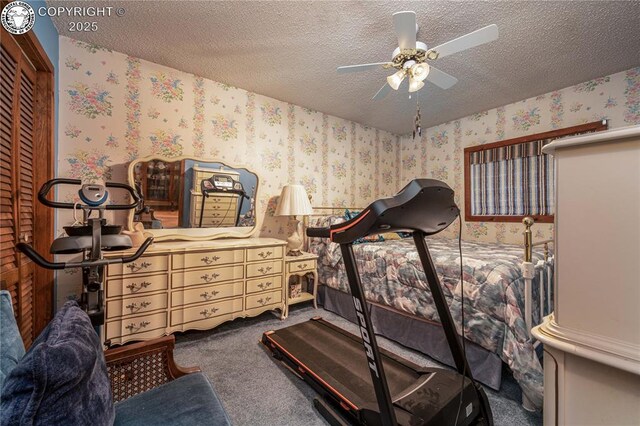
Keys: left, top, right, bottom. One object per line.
{"left": 0, "top": 301, "right": 114, "bottom": 425}
{"left": 344, "top": 209, "right": 385, "bottom": 245}
{"left": 0, "top": 291, "right": 25, "bottom": 390}
{"left": 381, "top": 232, "right": 401, "bottom": 240}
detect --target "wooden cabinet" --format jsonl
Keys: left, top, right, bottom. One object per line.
{"left": 134, "top": 160, "right": 184, "bottom": 211}
{"left": 104, "top": 238, "right": 286, "bottom": 345}
{"left": 0, "top": 28, "right": 54, "bottom": 346}
{"left": 282, "top": 252, "right": 318, "bottom": 319}
{"left": 532, "top": 126, "right": 640, "bottom": 424}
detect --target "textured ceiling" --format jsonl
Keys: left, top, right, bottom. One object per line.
{"left": 49, "top": 1, "right": 640, "bottom": 134}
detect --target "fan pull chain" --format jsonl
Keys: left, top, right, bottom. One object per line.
{"left": 413, "top": 97, "right": 422, "bottom": 140}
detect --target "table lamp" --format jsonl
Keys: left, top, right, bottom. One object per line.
{"left": 276, "top": 184, "right": 313, "bottom": 256}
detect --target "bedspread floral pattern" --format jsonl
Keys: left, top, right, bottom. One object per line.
{"left": 308, "top": 216, "right": 552, "bottom": 409}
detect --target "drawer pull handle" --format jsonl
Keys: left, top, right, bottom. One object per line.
{"left": 126, "top": 301, "right": 151, "bottom": 313}
{"left": 296, "top": 263, "right": 308, "bottom": 270}
{"left": 257, "top": 281, "right": 272, "bottom": 290}
{"left": 126, "top": 281, "right": 151, "bottom": 293}
{"left": 200, "top": 308, "right": 219, "bottom": 318}
{"left": 126, "top": 261, "right": 151, "bottom": 273}
{"left": 200, "top": 290, "right": 220, "bottom": 300}
{"left": 125, "top": 320, "right": 150, "bottom": 333}
{"left": 257, "top": 297, "right": 272, "bottom": 306}
{"left": 201, "top": 256, "right": 220, "bottom": 265}
{"left": 201, "top": 273, "right": 220, "bottom": 283}
{"left": 258, "top": 250, "right": 273, "bottom": 259}
{"left": 257, "top": 266, "right": 272, "bottom": 275}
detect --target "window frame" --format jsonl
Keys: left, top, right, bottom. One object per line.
{"left": 463, "top": 120, "right": 608, "bottom": 223}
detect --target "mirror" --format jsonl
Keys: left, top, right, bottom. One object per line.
{"left": 127, "top": 156, "right": 259, "bottom": 241}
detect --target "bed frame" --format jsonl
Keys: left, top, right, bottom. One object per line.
{"left": 305, "top": 207, "right": 554, "bottom": 410}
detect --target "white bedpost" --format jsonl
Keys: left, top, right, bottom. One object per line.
{"left": 538, "top": 263, "right": 545, "bottom": 321}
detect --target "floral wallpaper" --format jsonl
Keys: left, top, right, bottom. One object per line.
{"left": 400, "top": 66, "right": 640, "bottom": 245}
{"left": 56, "top": 34, "right": 639, "bottom": 304}
{"left": 56, "top": 36, "right": 401, "bottom": 304}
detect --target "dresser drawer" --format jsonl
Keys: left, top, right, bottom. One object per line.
{"left": 174, "top": 249, "right": 244, "bottom": 270}
{"left": 106, "top": 293, "right": 168, "bottom": 319}
{"left": 199, "top": 211, "right": 235, "bottom": 220}
{"left": 105, "top": 312, "right": 167, "bottom": 340}
{"left": 202, "top": 202, "right": 237, "bottom": 212}
{"left": 288, "top": 259, "right": 317, "bottom": 273}
{"left": 171, "top": 265, "right": 243, "bottom": 288}
{"left": 202, "top": 195, "right": 237, "bottom": 205}
{"left": 246, "top": 290, "right": 282, "bottom": 309}
{"left": 170, "top": 297, "right": 243, "bottom": 326}
{"left": 246, "top": 275, "right": 283, "bottom": 294}
{"left": 108, "top": 255, "right": 168, "bottom": 277}
{"left": 246, "top": 260, "right": 283, "bottom": 278}
{"left": 246, "top": 245, "right": 284, "bottom": 262}
{"left": 171, "top": 281, "right": 244, "bottom": 307}
{"left": 106, "top": 274, "right": 168, "bottom": 298}
{"left": 193, "top": 193, "right": 238, "bottom": 204}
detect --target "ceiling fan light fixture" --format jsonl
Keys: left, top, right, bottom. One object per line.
{"left": 408, "top": 76, "right": 425, "bottom": 93}
{"left": 387, "top": 69, "right": 406, "bottom": 90}
{"left": 411, "top": 63, "right": 430, "bottom": 82}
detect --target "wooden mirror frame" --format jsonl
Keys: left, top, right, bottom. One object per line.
{"left": 127, "top": 155, "right": 260, "bottom": 241}
{"left": 463, "top": 120, "right": 608, "bottom": 223}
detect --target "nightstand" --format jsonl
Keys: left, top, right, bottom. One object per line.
{"left": 283, "top": 252, "right": 318, "bottom": 319}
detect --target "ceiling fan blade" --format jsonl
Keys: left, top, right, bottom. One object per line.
{"left": 372, "top": 83, "right": 391, "bottom": 100}
{"left": 430, "top": 24, "right": 499, "bottom": 58}
{"left": 425, "top": 66, "right": 458, "bottom": 89}
{"left": 337, "top": 62, "right": 393, "bottom": 73}
{"left": 393, "top": 11, "right": 417, "bottom": 50}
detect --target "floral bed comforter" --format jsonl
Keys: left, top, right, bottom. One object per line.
{"left": 308, "top": 216, "right": 553, "bottom": 408}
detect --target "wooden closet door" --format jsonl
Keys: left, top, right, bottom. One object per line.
{"left": 1, "top": 32, "right": 37, "bottom": 347}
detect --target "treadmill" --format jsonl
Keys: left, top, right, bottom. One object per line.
{"left": 262, "top": 179, "right": 493, "bottom": 426}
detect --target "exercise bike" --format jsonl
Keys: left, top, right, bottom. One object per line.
{"left": 17, "top": 178, "right": 153, "bottom": 331}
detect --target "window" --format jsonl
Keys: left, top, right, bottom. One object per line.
{"left": 463, "top": 120, "right": 608, "bottom": 223}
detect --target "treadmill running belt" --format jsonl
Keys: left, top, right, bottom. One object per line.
{"left": 266, "top": 318, "right": 422, "bottom": 409}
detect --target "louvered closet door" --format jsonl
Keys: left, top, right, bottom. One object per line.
{"left": 0, "top": 35, "right": 37, "bottom": 347}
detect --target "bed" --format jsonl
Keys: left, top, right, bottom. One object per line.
{"left": 306, "top": 212, "right": 554, "bottom": 410}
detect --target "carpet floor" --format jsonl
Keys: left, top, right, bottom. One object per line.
{"left": 173, "top": 304, "right": 542, "bottom": 426}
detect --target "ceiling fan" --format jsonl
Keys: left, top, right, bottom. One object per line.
{"left": 337, "top": 11, "right": 499, "bottom": 100}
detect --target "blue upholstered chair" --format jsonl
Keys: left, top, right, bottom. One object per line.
{"left": 0, "top": 291, "right": 232, "bottom": 425}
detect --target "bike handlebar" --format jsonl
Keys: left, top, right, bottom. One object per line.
{"left": 38, "top": 178, "right": 141, "bottom": 210}
{"left": 16, "top": 237, "right": 154, "bottom": 270}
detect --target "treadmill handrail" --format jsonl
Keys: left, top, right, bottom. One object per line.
{"left": 16, "top": 237, "right": 154, "bottom": 270}
{"left": 306, "top": 227, "right": 330, "bottom": 238}
{"left": 307, "top": 180, "right": 459, "bottom": 244}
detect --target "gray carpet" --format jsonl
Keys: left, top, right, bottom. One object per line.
{"left": 173, "top": 305, "right": 542, "bottom": 426}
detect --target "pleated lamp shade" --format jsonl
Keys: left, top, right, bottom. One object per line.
{"left": 275, "top": 185, "right": 313, "bottom": 216}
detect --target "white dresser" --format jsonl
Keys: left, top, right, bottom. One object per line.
{"left": 532, "top": 125, "right": 640, "bottom": 425}
{"left": 103, "top": 238, "right": 286, "bottom": 345}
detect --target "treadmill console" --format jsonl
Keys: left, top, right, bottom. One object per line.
{"left": 201, "top": 173, "right": 244, "bottom": 194}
